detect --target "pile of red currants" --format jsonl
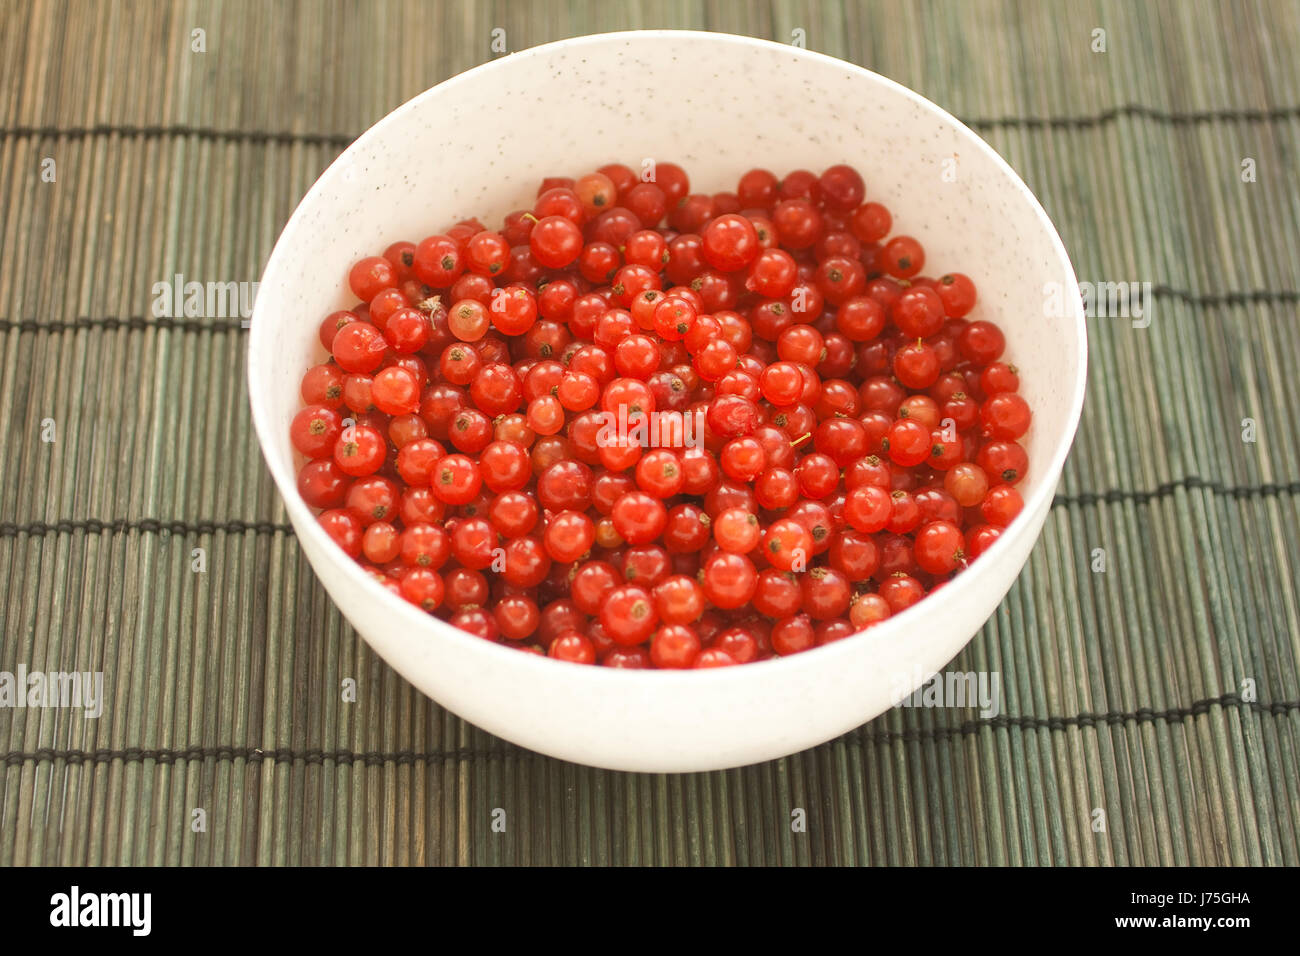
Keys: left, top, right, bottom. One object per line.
{"left": 290, "top": 161, "right": 1031, "bottom": 668}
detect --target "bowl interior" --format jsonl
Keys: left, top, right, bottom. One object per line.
{"left": 248, "top": 30, "right": 1086, "bottom": 771}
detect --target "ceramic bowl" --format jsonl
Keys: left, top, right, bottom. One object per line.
{"left": 248, "top": 30, "right": 1087, "bottom": 772}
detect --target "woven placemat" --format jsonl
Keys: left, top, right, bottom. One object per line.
{"left": 1, "top": 0, "right": 1297, "bottom": 865}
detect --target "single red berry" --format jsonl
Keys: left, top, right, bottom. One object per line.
{"left": 701, "top": 214, "right": 760, "bottom": 272}
{"left": 290, "top": 405, "right": 343, "bottom": 459}
{"left": 967, "top": 524, "right": 1002, "bottom": 559}
{"left": 361, "top": 521, "right": 401, "bottom": 564}
{"left": 611, "top": 491, "right": 668, "bottom": 545}
{"left": 333, "top": 424, "right": 386, "bottom": 477}
{"left": 332, "top": 322, "right": 388, "bottom": 373}
{"left": 980, "top": 362, "right": 1021, "bottom": 396}
{"left": 849, "top": 202, "right": 892, "bottom": 243}
{"left": 980, "top": 484, "right": 1024, "bottom": 527}
{"left": 818, "top": 164, "right": 865, "bottom": 211}
{"left": 432, "top": 454, "right": 483, "bottom": 505}
{"left": 849, "top": 593, "right": 891, "bottom": 629}
{"left": 465, "top": 230, "right": 511, "bottom": 276}
{"left": 600, "top": 585, "right": 658, "bottom": 645}
{"left": 345, "top": 475, "right": 400, "bottom": 526}
{"left": 651, "top": 625, "right": 701, "bottom": 668}
{"left": 937, "top": 272, "right": 977, "bottom": 317}
{"left": 915, "top": 520, "right": 966, "bottom": 575}
{"left": 700, "top": 551, "right": 758, "bottom": 609}
{"left": 762, "top": 518, "right": 813, "bottom": 572}
{"left": 945, "top": 462, "right": 991, "bottom": 508}
{"left": 771, "top": 199, "right": 823, "bottom": 250}
{"left": 771, "top": 614, "right": 816, "bottom": 656}
{"left": 844, "top": 485, "right": 892, "bottom": 533}
{"left": 530, "top": 215, "right": 584, "bottom": 269}
{"left": 544, "top": 510, "right": 597, "bottom": 562}
{"left": 977, "top": 440, "right": 1028, "bottom": 486}
{"left": 746, "top": 248, "right": 798, "bottom": 299}
{"left": 814, "top": 256, "right": 866, "bottom": 306}
{"left": 980, "top": 392, "right": 1032, "bottom": 440}
{"left": 652, "top": 575, "right": 706, "bottom": 626}
{"left": 549, "top": 629, "right": 597, "bottom": 664}
{"left": 348, "top": 256, "right": 397, "bottom": 301}
{"left": 694, "top": 648, "right": 738, "bottom": 668}
{"left": 399, "top": 523, "right": 450, "bottom": 570}
{"left": 319, "top": 508, "right": 363, "bottom": 557}
{"left": 297, "top": 459, "right": 350, "bottom": 509}
{"left": 893, "top": 287, "right": 945, "bottom": 338}
{"left": 882, "top": 236, "right": 924, "bottom": 278}
{"left": 893, "top": 341, "right": 940, "bottom": 390}
{"left": 413, "top": 235, "right": 465, "bottom": 287}
{"left": 800, "top": 567, "right": 851, "bottom": 620}
{"left": 884, "top": 418, "right": 931, "bottom": 467}
{"left": 371, "top": 366, "right": 420, "bottom": 415}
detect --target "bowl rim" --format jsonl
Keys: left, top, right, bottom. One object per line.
{"left": 247, "top": 28, "right": 1088, "bottom": 688}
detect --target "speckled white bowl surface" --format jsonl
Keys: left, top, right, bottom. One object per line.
{"left": 249, "top": 31, "right": 1087, "bottom": 772}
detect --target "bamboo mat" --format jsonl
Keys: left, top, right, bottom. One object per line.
{"left": 1, "top": 0, "right": 1298, "bottom": 866}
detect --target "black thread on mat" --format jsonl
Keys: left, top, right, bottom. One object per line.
{"left": 850, "top": 694, "right": 1299, "bottom": 746}
{"left": 3, "top": 284, "right": 1297, "bottom": 336}
{"left": 1053, "top": 477, "right": 1300, "bottom": 508}
{"left": 0, "top": 745, "right": 503, "bottom": 768}
{"left": 962, "top": 103, "right": 1300, "bottom": 130}
{"left": 1, "top": 477, "right": 1293, "bottom": 541}
{"left": 4, "top": 694, "right": 1296, "bottom": 768}
{"left": 0, "top": 316, "right": 245, "bottom": 332}
{"left": 0, "top": 518, "right": 292, "bottom": 537}
{"left": 1, "top": 122, "right": 355, "bottom": 147}
{"left": 5, "top": 104, "right": 1300, "bottom": 145}
{"left": 1150, "top": 285, "right": 1300, "bottom": 306}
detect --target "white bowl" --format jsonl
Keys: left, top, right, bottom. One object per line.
{"left": 248, "top": 30, "right": 1087, "bottom": 773}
